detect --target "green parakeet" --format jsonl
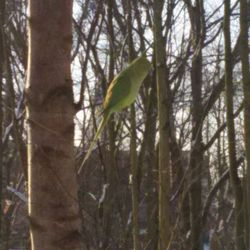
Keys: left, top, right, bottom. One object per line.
{"left": 78, "top": 52, "right": 151, "bottom": 174}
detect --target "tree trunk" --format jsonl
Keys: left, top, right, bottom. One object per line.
{"left": 102, "top": 1, "right": 118, "bottom": 248}
{"left": 127, "top": 1, "right": 141, "bottom": 249}
{"left": 223, "top": 1, "right": 246, "bottom": 249}
{"left": 153, "top": 1, "right": 171, "bottom": 249}
{"left": 186, "top": 1, "right": 205, "bottom": 249}
{"left": 130, "top": 104, "right": 141, "bottom": 250}
{"left": 26, "top": 1, "right": 82, "bottom": 249}
{"left": 0, "top": 0, "right": 5, "bottom": 246}
{"left": 240, "top": 0, "right": 250, "bottom": 247}
{"left": 144, "top": 80, "right": 158, "bottom": 250}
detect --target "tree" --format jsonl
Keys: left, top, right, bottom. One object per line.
{"left": 240, "top": 0, "right": 250, "bottom": 247}
{"left": 127, "top": 1, "right": 140, "bottom": 249}
{"left": 154, "top": 0, "right": 171, "bottom": 249}
{"left": 184, "top": 0, "right": 205, "bottom": 249}
{"left": 0, "top": 0, "right": 5, "bottom": 247}
{"left": 26, "top": 1, "right": 82, "bottom": 249}
{"left": 223, "top": 0, "right": 245, "bottom": 248}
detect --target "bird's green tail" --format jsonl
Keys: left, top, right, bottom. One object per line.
{"left": 78, "top": 112, "right": 111, "bottom": 174}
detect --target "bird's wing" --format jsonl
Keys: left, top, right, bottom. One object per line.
{"left": 103, "top": 74, "right": 132, "bottom": 112}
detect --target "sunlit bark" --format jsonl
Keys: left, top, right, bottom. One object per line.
{"left": 26, "top": 1, "right": 82, "bottom": 249}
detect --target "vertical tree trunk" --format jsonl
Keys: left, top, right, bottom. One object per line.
{"left": 0, "top": 0, "right": 5, "bottom": 246}
{"left": 189, "top": 56, "right": 203, "bottom": 250}
{"left": 240, "top": 0, "right": 250, "bottom": 247}
{"left": 26, "top": 1, "right": 82, "bottom": 249}
{"left": 144, "top": 87, "right": 158, "bottom": 250}
{"left": 127, "top": 1, "right": 141, "bottom": 249}
{"left": 137, "top": 68, "right": 158, "bottom": 249}
{"left": 107, "top": 0, "right": 116, "bottom": 189}
{"left": 223, "top": 1, "right": 246, "bottom": 249}
{"left": 102, "top": 0, "right": 117, "bottom": 248}
{"left": 187, "top": 1, "right": 204, "bottom": 249}
{"left": 130, "top": 104, "right": 140, "bottom": 250}
{"left": 153, "top": 1, "right": 171, "bottom": 249}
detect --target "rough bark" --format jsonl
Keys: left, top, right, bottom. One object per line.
{"left": 26, "top": 1, "right": 82, "bottom": 249}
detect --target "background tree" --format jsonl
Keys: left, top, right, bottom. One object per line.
{"left": 0, "top": 0, "right": 5, "bottom": 246}
{"left": 224, "top": 0, "right": 245, "bottom": 248}
{"left": 153, "top": 0, "right": 171, "bottom": 249}
{"left": 240, "top": 0, "right": 250, "bottom": 247}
